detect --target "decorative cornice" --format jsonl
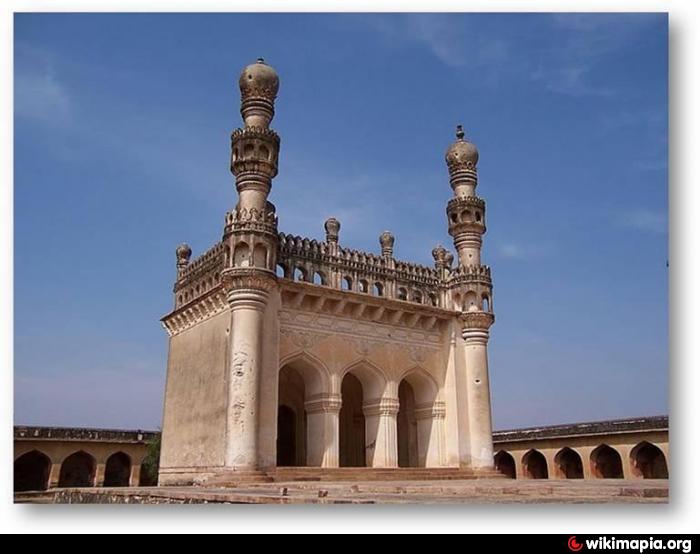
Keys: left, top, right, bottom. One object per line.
{"left": 222, "top": 268, "right": 277, "bottom": 294}
{"left": 162, "top": 288, "right": 229, "bottom": 336}
{"left": 460, "top": 311, "right": 495, "bottom": 330}
{"left": 448, "top": 264, "right": 492, "bottom": 288}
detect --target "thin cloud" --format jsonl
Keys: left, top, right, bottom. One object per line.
{"left": 618, "top": 209, "right": 667, "bottom": 235}
{"left": 15, "top": 47, "right": 71, "bottom": 124}
{"left": 363, "top": 13, "right": 656, "bottom": 97}
{"left": 364, "top": 14, "right": 509, "bottom": 72}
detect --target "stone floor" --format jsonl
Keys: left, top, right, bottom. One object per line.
{"left": 16, "top": 479, "right": 669, "bottom": 504}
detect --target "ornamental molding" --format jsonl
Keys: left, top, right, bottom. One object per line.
{"left": 161, "top": 288, "right": 229, "bottom": 337}
{"left": 460, "top": 311, "right": 495, "bottom": 330}
{"left": 221, "top": 268, "right": 278, "bottom": 293}
{"left": 279, "top": 306, "right": 442, "bottom": 351}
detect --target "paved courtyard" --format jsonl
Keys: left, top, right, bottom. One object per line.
{"left": 16, "top": 479, "right": 668, "bottom": 504}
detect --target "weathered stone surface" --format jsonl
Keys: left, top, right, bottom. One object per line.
{"left": 16, "top": 479, "right": 668, "bottom": 505}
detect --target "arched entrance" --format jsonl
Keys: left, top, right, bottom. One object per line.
{"left": 494, "top": 451, "right": 516, "bottom": 479}
{"left": 339, "top": 373, "right": 366, "bottom": 467}
{"left": 591, "top": 444, "right": 624, "bottom": 478}
{"left": 277, "top": 366, "right": 307, "bottom": 466}
{"left": 14, "top": 450, "right": 51, "bottom": 492}
{"left": 522, "top": 449, "right": 548, "bottom": 479}
{"left": 104, "top": 452, "right": 131, "bottom": 487}
{"left": 398, "top": 369, "right": 439, "bottom": 467}
{"left": 631, "top": 442, "right": 668, "bottom": 479}
{"left": 277, "top": 405, "right": 298, "bottom": 466}
{"left": 554, "top": 447, "right": 583, "bottom": 479}
{"left": 397, "top": 379, "right": 418, "bottom": 467}
{"left": 58, "top": 451, "right": 96, "bottom": 487}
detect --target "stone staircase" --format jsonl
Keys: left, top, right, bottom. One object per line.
{"left": 267, "top": 466, "right": 505, "bottom": 482}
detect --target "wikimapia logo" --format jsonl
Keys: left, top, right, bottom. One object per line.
{"left": 567, "top": 536, "right": 692, "bottom": 553}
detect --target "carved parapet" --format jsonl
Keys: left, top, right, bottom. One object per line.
{"left": 173, "top": 242, "right": 227, "bottom": 308}
{"left": 447, "top": 196, "right": 486, "bottom": 236}
{"left": 230, "top": 126, "right": 280, "bottom": 178}
{"left": 178, "top": 242, "right": 226, "bottom": 282}
{"left": 279, "top": 233, "right": 330, "bottom": 260}
{"left": 224, "top": 205, "right": 278, "bottom": 238}
{"left": 448, "top": 264, "right": 492, "bottom": 287}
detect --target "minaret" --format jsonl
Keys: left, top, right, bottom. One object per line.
{"left": 445, "top": 125, "right": 496, "bottom": 470}
{"left": 220, "top": 59, "right": 281, "bottom": 479}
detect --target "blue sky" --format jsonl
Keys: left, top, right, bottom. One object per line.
{"left": 14, "top": 13, "right": 668, "bottom": 431}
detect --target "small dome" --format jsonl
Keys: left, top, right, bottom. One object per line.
{"left": 379, "top": 231, "right": 395, "bottom": 249}
{"left": 445, "top": 125, "right": 479, "bottom": 168}
{"left": 239, "top": 58, "right": 279, "bottom": 99}
{"left": 176, "top": 243, "right": 192, "bottom": 264}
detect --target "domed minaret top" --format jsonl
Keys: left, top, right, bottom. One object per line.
{"left": 445, "top": 125, "right": 479, "bottom": 197}
{"left": 238, "top": 58, "right": 280, "bottom": 128}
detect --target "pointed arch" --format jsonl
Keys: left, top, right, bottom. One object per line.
{"left": 397, "top": 366, "right": 439, "bottom": 404}
{"left": 630, "top": 441, "right": 668, "bottom": 479}
{"left": 59, "top": 451, "right": 96, "bottom": 487}
{"left": 340, "top": 359, "right": 388, "bottom": 400}
{"left": 14, "top": 450, "right": 51, "bottom": 492}
{"left": 554, "top": 447, "right": 583, "bottom": 479}
{"left": 590, "top": 444, "right": 624, "bottom": 479}
{"left": 279, "top": 350, "right": 331, "bottom": 398}
{"left": 494, "top": 450, "right": 516, "bottom": 479}
{"left": 104, "top": 452, "right": 131, "bottom": 487}
{"left": 522, "top": 449, "right": 548, "bottom": 479}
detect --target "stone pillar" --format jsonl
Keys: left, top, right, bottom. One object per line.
{"left": 578, "top": 446, "right": 594, "bottom": 479}
{"left": 461, "top": 311, "right": 495, "bottom": 469}
{"left": 130, "top": 464, "right": 142, "bottom": 487}
{"left": 618, "top": 444, "right": 635, "bottom": 480}
{"left": 512, "top": 450, "right": 525, "bottom": 479}
{"left": 94, "top": 463, "right": 106, "bottom": 487}
{"left": 48, "top": 462, "right": 61, "bottom": 488}
{"left": 305, "top": 394, "right": 342, "bottom": 467}
{"left": 415, "top": 401, "right": 446, "bottom": 467}
{"left": 223, "top": 269, "right": 276, "bottom": 476}
{"left": 363, "top": 397, "right": 400, "bottom": 468}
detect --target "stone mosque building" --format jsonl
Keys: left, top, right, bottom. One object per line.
{"left": 158, "top": 59, "right": 500, "bottom": 485}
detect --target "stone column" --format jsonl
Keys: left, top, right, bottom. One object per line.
{"left": 618, "top": 444, "right": 635, "bottom": 480}
{"left": 578, "top": 446, "right": 594, "bottom": 479}
{"left": 48, "top": 462, "right": 61, "bottom": 488}
{"left": 461, "top": 311, "right": 495, "bottom": 469}
{"left": 305, "top": 394, "right": 342, "bottom": 467}
{"left": 363, "top": 397, "right": 400, "bottom": 468}
{"left": 129, "top": 464, "right": 142, "bottom": 487}
{"left": 94, "top": 463, "right": 106, "bottom": 487}
{"left": 223, "top": 269, "right": 276, "bottom": 476}
{"left": 415, "top": 401, "right": 446, "bottom": 467}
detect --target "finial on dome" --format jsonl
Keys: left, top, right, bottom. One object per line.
{"left": 379, "top": 231, "right": 395, "bottom": 258}
{"left": 176, "top": 243, "right": 192, "bottom": 273}
{"left": 239, "top": 58, "right": 280, "bottom": 128}
{"left": 445, "top": 124, "right": 479, "bottom": 184}
{"left": 324, "top": 217, "right": 340, "bottom": 243}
